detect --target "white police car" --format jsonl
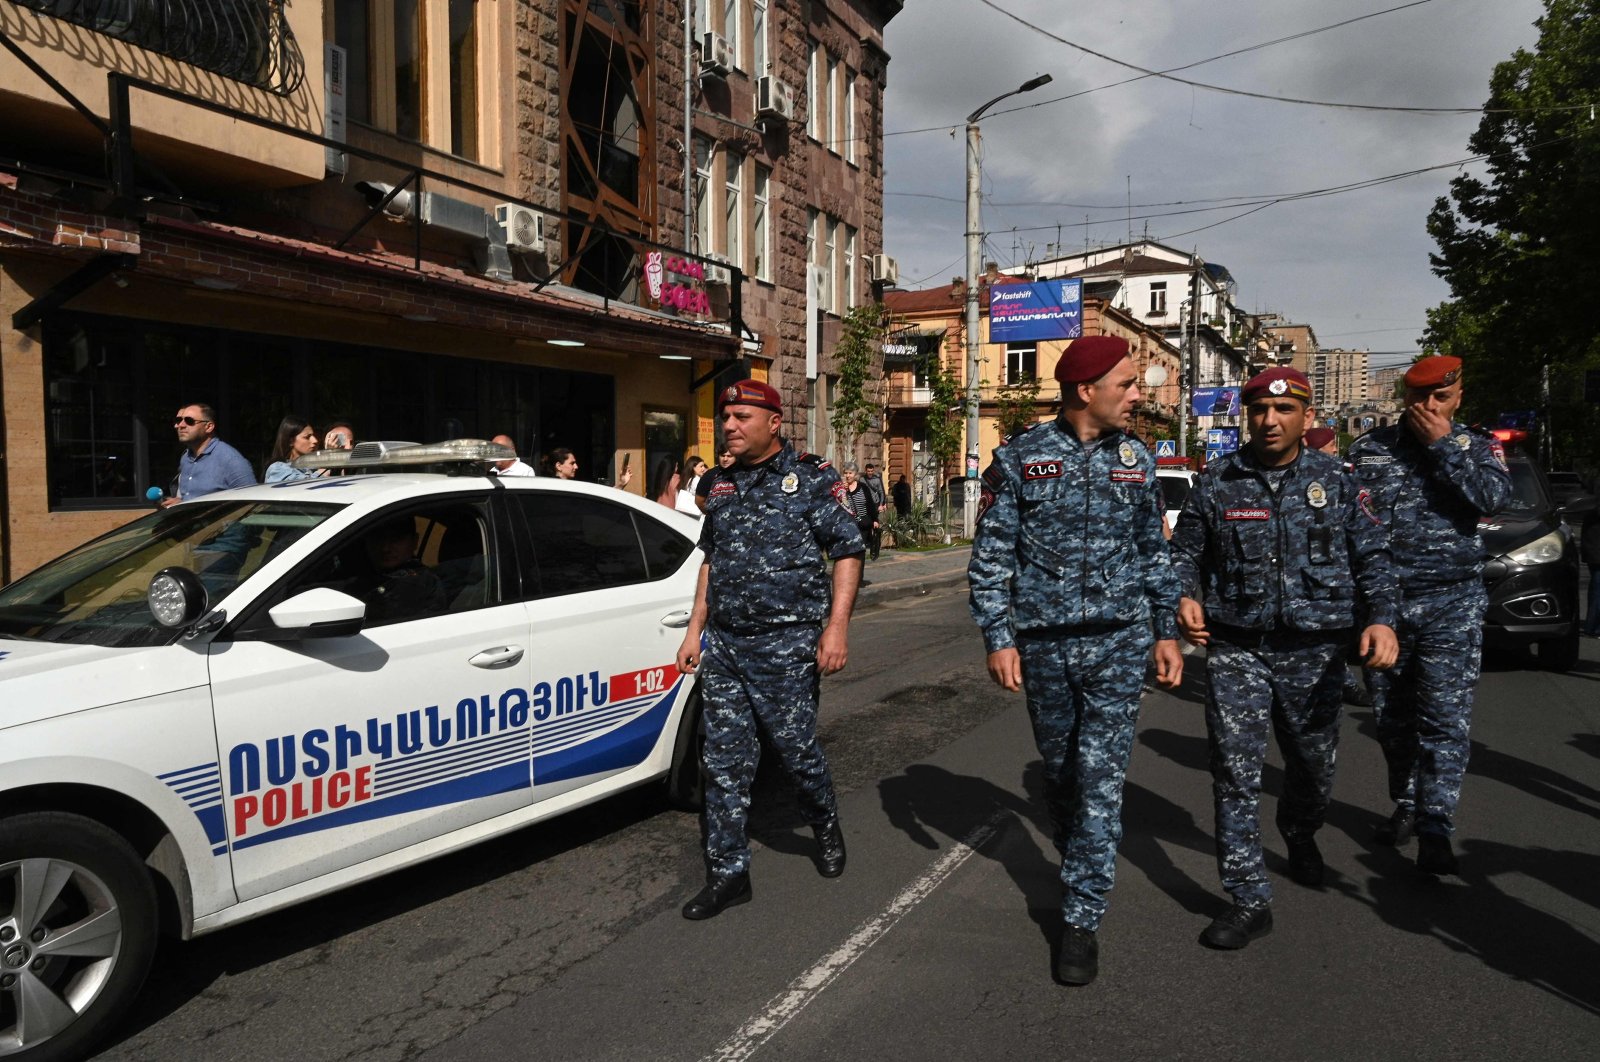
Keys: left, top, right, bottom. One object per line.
{"left": 0, "top": 441, "right": 706, "bottom": 1060}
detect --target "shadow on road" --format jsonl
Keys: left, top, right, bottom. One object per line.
{"left": 876, "top": 763, "right": 1059, "bottom": 945}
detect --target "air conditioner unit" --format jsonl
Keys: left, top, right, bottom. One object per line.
{"left": 699, "top": 32, "right": 732, "bottom": 76}
{"left": 495, "top": 204, "right": 545, "bottom": 253}
{"left": 704, "top": 256, "right": 733, "bottom": 286}
{"left": 870, "top": 254, "right": 899, "bottom": 286}
{"left": 755, "top": 76, "right": 795, "bottom": 122}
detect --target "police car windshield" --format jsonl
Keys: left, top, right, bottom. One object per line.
{"left": 1497, "top": 458, "right": 1548, "bottom": 516}
{"left": 0, "top": 501, "right": 340, "bottom": 648}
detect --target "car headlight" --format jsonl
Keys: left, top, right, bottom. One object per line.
{"left": 1503, "top": 529, "right": 1565, "bottom": 566}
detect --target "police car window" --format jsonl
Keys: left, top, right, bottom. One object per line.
{"left": 635, "top": 510, "right": 695, "bottom": 579}
{"left": 1159, "top": 475, "right": 1191, "bottom": 511}
{"left": 512, "top": 494, "right": 650, "bottom": 597}
{"left": 275, "top": 501, "right": 495, "bottom": 628}
{"left": 0, "top": 501, "right": 339, "bottom": 648}
{"left": 1497, "top": 459, "right": 1546, "bottom": 516}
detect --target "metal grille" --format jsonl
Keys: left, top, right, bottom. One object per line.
{"left": 17, "top": 0, "right": 306, "bottom": 96}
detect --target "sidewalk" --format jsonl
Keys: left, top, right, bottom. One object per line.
{"left": 853, "top": 542, "right": 971, "bottom": 610}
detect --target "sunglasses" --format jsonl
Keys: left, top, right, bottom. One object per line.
{"left": 173, "top": 416, "right": 211, "bottom": 427}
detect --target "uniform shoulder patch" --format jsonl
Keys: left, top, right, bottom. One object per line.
{"left": 795, "top": 451, "right": 832, "bottom": 471}
{"left": 999, "top": 420, "right": 1046, "bottom": 448}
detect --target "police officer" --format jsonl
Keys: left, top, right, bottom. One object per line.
{"left": 1171, "top": 367, "right": 1399, "bottom": 950}
{"left": 1346, "top": 355, "right": 1511, "bottom": 875}
{"left": 969, "top": 334, "right": 1184, "bottom": 986}
{"left": 675, "top": 380, "right": 865, "bottom": 919}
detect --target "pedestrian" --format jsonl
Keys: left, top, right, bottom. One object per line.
{"left": 678, "top": 455, "right": 708, "bottom": 514}
{"left": 968, "top": 334, "right": 1184, "bottom": 985}
{"left": 163, "top": 403, "right": 255, "bottom": 505}
{"left": 1582, "top": 498, "right": 1600, "bottom": 638}
{"left": 1346, "top": 355, "right": 1512, "bottom": 875}
{"left": 264, "top": 415, "right": 323, "bottom": 483}
{"left": 695, "top": 447, "right": 735, "bottom": 512}
{"left": 1304, "top": 426, "right": 1338, "bottom": 455}
{"left": 1170, "top": 366, "right": 1399, "bottom": 950}
{"left": 862, "top": 462, "right": 888, "bottom": 560}
{"left": 841, "top": 463, "right": 877, "bottom": 579}
{"left": 674, "top": 379, "right": 865, "bottom": 920}
{"left": 324, "top": 422, "right": 356, "bottom": 450}
{"left": 892, "top": 474, "right": 912, "bottom": 518}
{"left": 490, "top": 434, "right": 537, "bottom": 477}
{"left": 648, "top": 456, "right": 681, "bottom": 510}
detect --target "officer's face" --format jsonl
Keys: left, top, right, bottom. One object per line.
{"left": 722, "top": 405, "right": 782, "bottom": 462}
{"left": 1081, "top": 358, "right": 1140, "bottom": 431}
{"left": 1404, "top": 380, "right": 1462, "bottom": 421}
{"left": 1247, "top": 398, "right": 1312, "bottom": 465}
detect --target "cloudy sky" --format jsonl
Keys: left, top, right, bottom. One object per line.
{"left": 879, "top": 0, "right": 1546, "bottom": 366}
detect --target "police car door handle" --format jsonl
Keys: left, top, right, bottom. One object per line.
{"left": 469, "top": 646, "right": 525, "bottom": 669}
{"left": 660, "top": 610, "right": 692, "bottom": 628}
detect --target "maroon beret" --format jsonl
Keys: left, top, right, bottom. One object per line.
{"left": 1054, "top": 335, "right": 1130, "bottom": 386}
{"left": 1404, "top": 355, "right": 1462, "bottom": 389}
{"left": 1304, "top": 427, "right": 1337, "bottom": 451}
{"left": 1242, "top": 366, "right": 1312, "bottom": 404}
{"left": 718, "top": 379, "right": 782, "bottom": 415}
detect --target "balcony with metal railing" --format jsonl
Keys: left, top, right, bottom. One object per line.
{"left": 13, "top": 0, "right": 304, "bottom": 95}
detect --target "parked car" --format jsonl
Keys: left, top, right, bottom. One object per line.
{"left": 1156, "top": 466, "right": 1197, "bottom": 534}
{"left": 1546, "top": 470, "right": 1585, "bottom": 523}
{"left": 1479, "top": 437, "right": 1594, "bottom": 671}
{"left": 0, "top": 440, "right": 707, "bottom": 1059}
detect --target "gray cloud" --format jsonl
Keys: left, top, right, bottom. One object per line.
{"left": 881, "top": 0, "right": 1545, "bottom": 359}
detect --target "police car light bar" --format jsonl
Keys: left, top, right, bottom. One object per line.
{"left": 292, "top": 438, "right": 516, "bottom": 471}
{"left": 1490, "top": 429, "right": 1527, "bottom": 443}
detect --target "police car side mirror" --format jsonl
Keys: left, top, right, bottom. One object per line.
{"left": 1556, "top": 493, "right": 1596, "bottom": 517}
{"left": 268, "top": 588, "right": 367, "bottom": 639}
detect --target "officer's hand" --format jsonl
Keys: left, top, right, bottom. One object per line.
{"left": 1152, "top": 639, "right": 1184, "bottom": 689}
{"left": 986, "top": 648, "right": 1023, "bottom": 692}
{"left": 1360, "top": 624, "right": 1399, "bottom": 670}
{"left": 1177, "top": 597, "right": 1209, "bottom": 646}
{"left": 818, "top": 626, "right": 849, "bottom": 675}
{"left": 676, "top": 632, "right": 701, "bottom": 675}
{"left": 1405, "top": 403, "right": 1450, "bottom": 446}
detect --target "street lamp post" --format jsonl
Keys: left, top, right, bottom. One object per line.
{"left": 963, "top": 74, "right": 1052, "bottom": 538}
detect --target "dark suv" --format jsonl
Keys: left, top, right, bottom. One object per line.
{"left": 1479, "top": 440, "right": 1593, "bottom": 671}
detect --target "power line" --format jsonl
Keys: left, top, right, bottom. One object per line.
{"left": 976, "top": 0, "right": 1594, "bottom": 116}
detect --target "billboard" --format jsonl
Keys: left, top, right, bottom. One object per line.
{"left": 1192, "top": 387, "right": 1239, "bottom": 416}
{"left": 987, "top": 279, "right": 1083, "bottom": 343}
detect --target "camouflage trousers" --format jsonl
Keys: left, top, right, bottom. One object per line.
{"left": 1367, "top": 580, "right": 1487, "bottom": 836}
{"left": 1205, "top": 629, "right": 1347, "bottom": 908}
{"left": 1017, "top": 621, "right": 1153, "bottom": 932}
{"left": 699, "top": 623, "right": 839, "bottom": 880}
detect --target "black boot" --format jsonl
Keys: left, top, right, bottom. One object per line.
{"left": 1201, "top": 903, "right": 1273, "bottom": 950}
{"left": 1374, "top": 806, "right": 1415, "bottom": 846}
{"left": 682, "top": 873, "right": 753, "bottom": 920}
{"left": 814, "top": 819, "right": 847, "bottom": 878}
{"left": 1286, "top": 837, "right": 1325, "bottom": 888}
{"left": 1416, "top": 833, "right": 1459, "bottom": 876}
{"left": 1054, "top": 925, "right": 1099, "bottom": 985}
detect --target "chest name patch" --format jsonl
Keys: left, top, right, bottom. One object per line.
{"left": 1109, "top": 469, "right": 1146, "bottom": 483}
{"left": 1224, "top": 508, "right": 1271, "bottom": 521}
{"left": 1023, "top": 461, "right": 1063, "bottom": 480}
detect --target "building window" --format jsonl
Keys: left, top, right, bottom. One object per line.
{"left": 1148, "top": 282, "right": 1167, "bottom": 316}
{"left": 844, "top": 69, "right": 856, "bottom": 164}
{"left": 822, "top": 220, "right": 837, "bottom": 313}
{"left": 693, "top": 137, "right": 713, "bottom": 255}
{"left": 724, "top": 152, "right": 743, "bottom": 267}
{"left": 809, "top": 43, "right": 830, "bottom": 143}
{"left": 1006, "top": 343, "right": 1037, "bottom": 385}
{"left": 723, "top": 0, "right": 741, "bottom": 66}
{"left": 827, "top": 56, "right": 842, "bottom": 153}
{"left": 327, "top": 0, "right": 494, "bottom": 162}
{"left": 751, "top": 0, "right": 767, "bottom": 74}
{"left": 843, "top": 225, "right": 857, "bottom": 309}
{"left": 752, "top": 164, "right": 771, "bottom": 281}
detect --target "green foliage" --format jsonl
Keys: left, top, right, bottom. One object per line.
{"left": 922, "top": 354, "right": 965, "bottom": 529}
{"left": 993, "top": 375, "right": 1043, "bottom": 442}
{"left": 880, "top": 500, "right": 947, "bottom": 549}
{"left": 829, "top": 303, "right": 887, "bottom": 456}
{"left": 1424, "top": 0, "right": 1600, "bottom": 469}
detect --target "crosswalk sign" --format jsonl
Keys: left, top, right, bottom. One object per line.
{"left": 1155, "top": 439, "right": 1177, "bottom": 458}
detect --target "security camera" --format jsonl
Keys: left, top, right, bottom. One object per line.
{"left": 353, "top": 180, "right": 413, "bottom": 218}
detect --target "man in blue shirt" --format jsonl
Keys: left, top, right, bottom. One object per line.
{"left": 163, "top": 403, "right": 255, "bottom": 505}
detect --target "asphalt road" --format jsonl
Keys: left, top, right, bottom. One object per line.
{"left": 98, "top": 589, "right": 1600, "bottom": 1060}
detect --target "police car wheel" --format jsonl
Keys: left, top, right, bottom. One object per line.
{"left": 665, "top": 685, "right": 706, "bottom": 811}
{"left": 0, "top": 813, "right": 158, "bottom": 1062}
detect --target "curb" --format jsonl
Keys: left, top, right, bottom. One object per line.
{"left": 855, "top": 564, "right": 969, "bottom": 611}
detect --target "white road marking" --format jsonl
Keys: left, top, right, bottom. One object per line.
{"left": 701, "top": 811, "right": 1007, "bottom": 1062}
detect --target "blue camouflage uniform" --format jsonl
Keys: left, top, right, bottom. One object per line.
{"left": 1170, "top": 448, "right": 1397, "bottom": 908}
{"left": 1346, "top": 422, "right": 1511, "bottom": 836}
{"left": 697, "top": 440, "right": 865, "bottom": 881}
{"left": 969, "top": 419, "right": 1180, "bottom": 932}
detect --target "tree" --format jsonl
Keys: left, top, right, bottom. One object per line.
{"left": 993, "top": 375, "right": 1043, "bottom": 442}
{"left": 923, "top": 354, "right": 965, "bottom": 538}
{"left": 829, "top": 303, "right": 887, "bottom": 460}
{"left": 1424, "top": 0, "right": 1600, "bottom": 468}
